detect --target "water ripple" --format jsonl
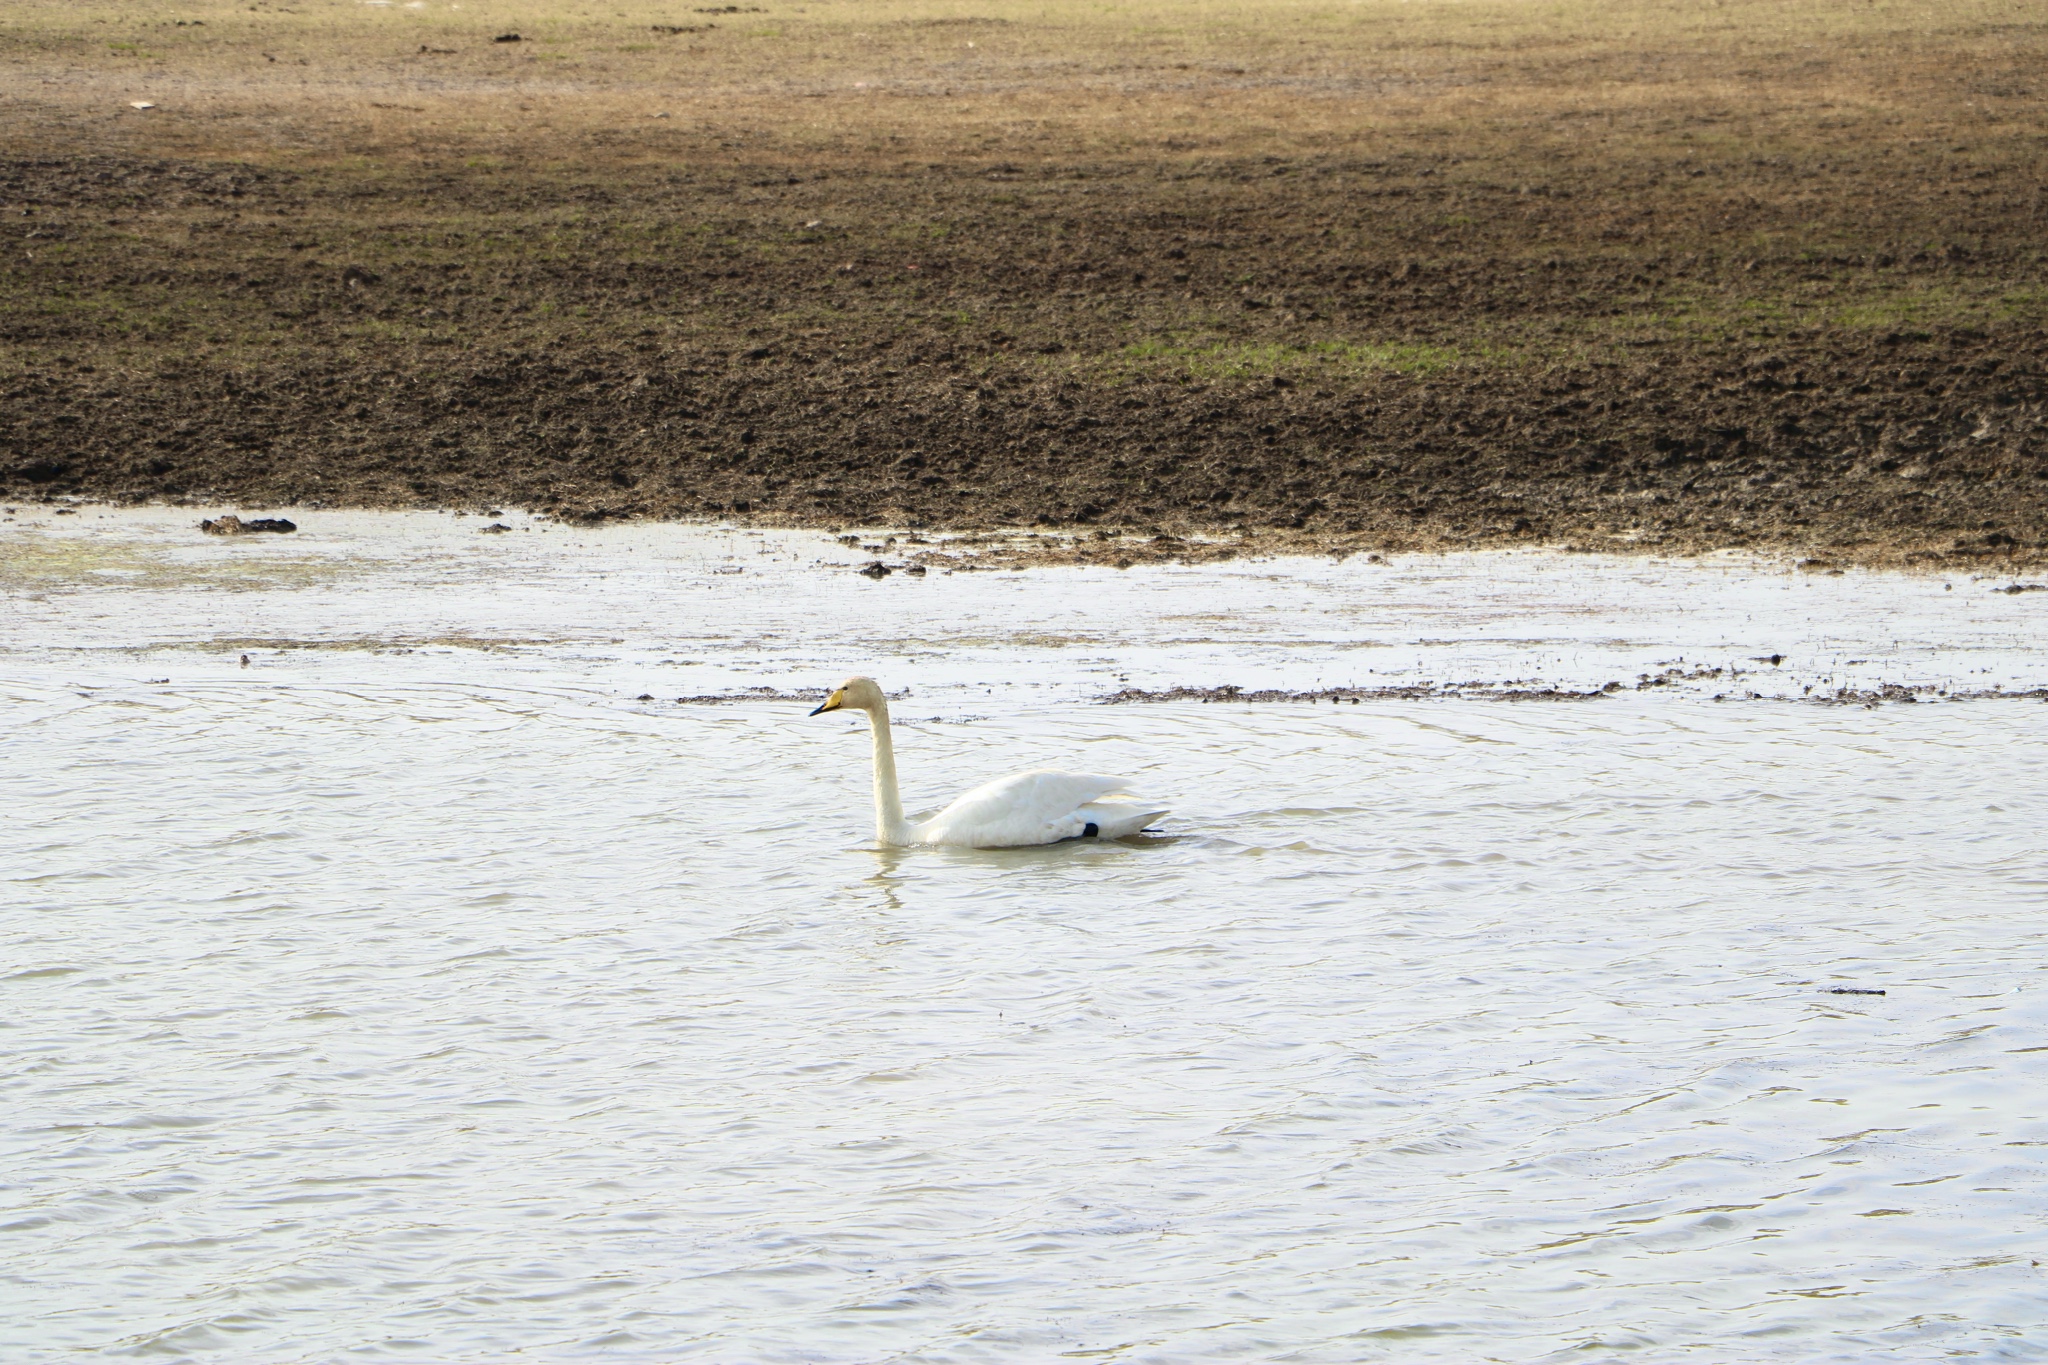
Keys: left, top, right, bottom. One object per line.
{"left": 5, "top": 515, "right": 2048, "bottom": 1361}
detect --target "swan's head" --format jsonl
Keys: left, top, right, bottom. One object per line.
{"left": 809, "top": 675, "right": 886, "bottom": 716}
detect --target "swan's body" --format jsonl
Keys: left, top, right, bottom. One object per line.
{"left": 810, "top": 677, "right": 1168, "bottom": 848}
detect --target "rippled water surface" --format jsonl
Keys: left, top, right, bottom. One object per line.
{"left": 6, "top": 510, "right": 2047, "bottom": 1363}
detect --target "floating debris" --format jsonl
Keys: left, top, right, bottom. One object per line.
{"left": 1101, "top": 682, "right": 1616, "bottom": 704}
{"left": 200, "top": 515, "right": 297, "bottom": 536}
{"left": 672, "top": 687, "right": 832, "bottom": 705}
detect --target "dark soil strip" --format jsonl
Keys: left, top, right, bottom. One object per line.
{"left": 5, "top": 147, "right": 2045, "bottom": 566}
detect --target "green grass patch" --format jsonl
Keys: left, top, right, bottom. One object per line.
{"left": 1113, "top": 336, "right": 1468, "bottom": 379}
{"left": 1595, "top": 277, "right": 2048, "bottom": 344}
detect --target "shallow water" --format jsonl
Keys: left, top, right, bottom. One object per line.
{"left": 5, "top": 509, "right": 2047, "bottom": 1363}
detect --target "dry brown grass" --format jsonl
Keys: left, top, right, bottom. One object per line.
{"left": 7, "top": 0, "right": 2044, "bottom": 168}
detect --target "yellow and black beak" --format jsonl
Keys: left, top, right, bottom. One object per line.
{"left": 808, "top": 689, "right": 844, "bottom": 716}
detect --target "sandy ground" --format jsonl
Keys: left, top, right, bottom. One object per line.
{"left": 3, "top": 0, "right": 2045, "bottom": 566}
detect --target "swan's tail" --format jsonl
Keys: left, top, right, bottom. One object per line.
{"left": 1077, "top": 799, "right": 1169, "bottom": 840}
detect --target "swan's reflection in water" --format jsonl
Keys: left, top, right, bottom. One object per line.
{"left": 860, "top": 847, "right": 909, "bottom": 917}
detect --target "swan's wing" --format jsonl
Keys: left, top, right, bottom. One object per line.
{"left": 917, "top": 769, "right": 1139, "bottom": 848}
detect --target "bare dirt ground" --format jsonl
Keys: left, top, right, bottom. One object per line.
{"left": 3, "top": 0, "right": 2045, "bottom": 566}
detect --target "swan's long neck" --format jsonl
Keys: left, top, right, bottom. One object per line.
{"left": 865, "top": 701, "right": 912, "bottom": 845}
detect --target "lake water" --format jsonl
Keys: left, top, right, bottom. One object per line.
{"left": 5, "top": 508, "right": 2047, "bottom": 1363}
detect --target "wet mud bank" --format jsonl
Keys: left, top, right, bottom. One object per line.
{"left": 7, "top": 150, "right": 2043, "bottom": 569}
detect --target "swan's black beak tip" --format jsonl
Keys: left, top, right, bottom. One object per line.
{"left": 807, "top": 701, "right": 828, "bottom": 716}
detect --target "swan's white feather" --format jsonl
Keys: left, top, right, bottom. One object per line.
{"left": 914, "top": 769, "right": 1148, "bottom": 848}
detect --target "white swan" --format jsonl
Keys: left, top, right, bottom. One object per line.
{"left": 809, "top": 676, "right": 1169, "bottom": 848}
